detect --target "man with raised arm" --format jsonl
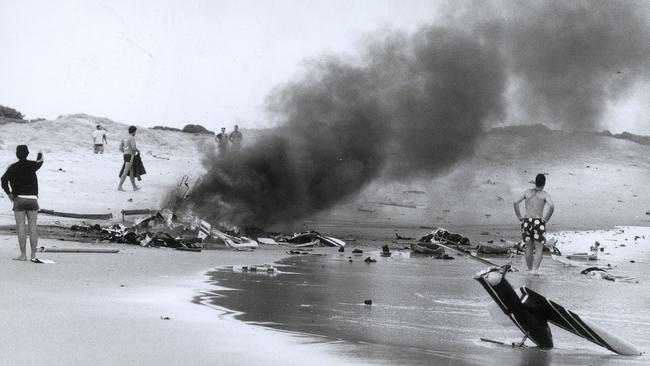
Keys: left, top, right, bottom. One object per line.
{"left": 1, "top": 145, "right": 44, "bottom": 262}
{"left": 514, "top": 173, "right": 555, "bottom": 272}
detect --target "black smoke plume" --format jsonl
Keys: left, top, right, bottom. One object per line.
{"left": 177, "top": 1, "right": 650, "bottom": 226}
{"left": 181, "top": 27, "right": 506, "bottom": 226}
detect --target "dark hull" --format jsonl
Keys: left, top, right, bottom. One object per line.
{"left": 475, "top": 268, "right": 553, "bottom": 348}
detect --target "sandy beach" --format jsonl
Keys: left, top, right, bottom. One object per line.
{"left": 1, "top": 116, "right": 649, "bottom": 365}
{"left": 0, "top": 237, "right": 373, "bottom": 366}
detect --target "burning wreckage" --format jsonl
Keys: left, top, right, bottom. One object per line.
{"left": 70, "top": 209, "right": 346, "bottom": 251}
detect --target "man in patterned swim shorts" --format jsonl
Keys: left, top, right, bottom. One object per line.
{"left": 514, "top": 173, "right": 555, "bottom": 272}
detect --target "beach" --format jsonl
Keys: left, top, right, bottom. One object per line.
{"left": 0, "top": 237, "right": 373, "bottom": 366}
{"left": 1, "top": 116, "right": 649, "bottom": 365}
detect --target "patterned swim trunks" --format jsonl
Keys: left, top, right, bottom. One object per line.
{"left": 521, "top": 218, "right": 546, "bottom": 243}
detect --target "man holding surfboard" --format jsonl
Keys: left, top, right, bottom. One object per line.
{"left": 513, "top": 173, "right": 555, "bottom": 272}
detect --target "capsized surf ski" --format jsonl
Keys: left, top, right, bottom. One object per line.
{"left": 475, "top": 267, "right": 553, "bottom": 348}
{"left": 521, "top": 287, "right": 641, "bottom": 355}
{"left": 475, "top": 266, "right": 641, "bottom": 355}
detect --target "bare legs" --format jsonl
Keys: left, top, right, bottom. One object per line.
{"left": 533, "top": 240, "right": 544, "bottom": 270}
{"left": 524, "top": 239, "right": 533, "bottom": 270}
{"left": 117, "top": 161, "right": 139, "bottom": 191}
{"left": 13, "top": 210, "right": 38, "bottom": 261}
{"left": 524, "top": 239, "right": 544, "bottom": 271}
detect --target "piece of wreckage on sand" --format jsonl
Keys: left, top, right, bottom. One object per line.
{"left": 410, "top": 228, "right": 472, "bottom": 258}
{"left": 271, "top": 231, "right": 346, "bottom": 248}
{"left": 418, "top": 227, "right": 546, "bottom": 256}
{"left": 94, "top": 209, "right": 208, "bottom": 251}
{"left": 434, "top": 242, "right": 642, "bottom": 356}
{"left": 84, "top": 210, "right": 346, "bottom": 251}
{"left": 132, "top": 211, "right": 260, "bottom": 250}
{"left": 72, "top": 209, "right": 242, "bottom": 251}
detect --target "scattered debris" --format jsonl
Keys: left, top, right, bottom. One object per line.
{"left": 410, "top": 242, "right": 444, "bottom": 256}
{"left": 381, "top": 245, "right": 391, "bottom": 257}
{"left": 275, "top": 231, "right": 346, "bottom": 247}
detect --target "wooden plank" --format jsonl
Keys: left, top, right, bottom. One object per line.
{"left": 39, "top": 248, "right": 120, "bottom": 253}
{"left": 121, "top": 209, "right": 157, "bottom": 215}
{"left": 39, "top": 209, "right": 113, "bottom": 220}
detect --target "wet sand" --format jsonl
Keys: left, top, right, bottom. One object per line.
{"left": 0, "top": 235, "right": 369, "bottom": 366}
{"left": 203, "top": 227, "right": 650, "bottom": 365}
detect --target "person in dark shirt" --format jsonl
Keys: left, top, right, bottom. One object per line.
{"left": 229, "top": 124, "right": 243, "bottom": 152}
{"left": 215, "top": 127, "right": 229, "bottom": 156}
{"left": 1, "top": 145, "right": 44, "bottom": 262}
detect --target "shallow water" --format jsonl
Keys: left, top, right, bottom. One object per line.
{"left": 203, "top": 232, "right": 650, "bottom": 365}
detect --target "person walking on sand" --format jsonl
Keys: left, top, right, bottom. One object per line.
{"left": 93, "top": 125, "right": 108, "bottom": 154}
{"left": 229, "top": 124, "right": 243, "bottom": 152}
{"left": 117, "top": 126, "right": 140, "bottom": 191}
{"left": 1, "top": 145, "right": 44, "bottom": 262}
{"left": 514, "top": 173, "right": 555, "bottom": 272}
{"left": 216, "top": 127, "right": 229, "bottom": 156}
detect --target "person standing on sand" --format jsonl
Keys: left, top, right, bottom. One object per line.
{"left": 513, "top": 173, "right": 555, "bottom": 272}
{"left": 229, "top": 124, "right": 243, "bottom": 152}
{"left": 93, "top": 125, "right": 108, "bottom": 154}
{"left": 216, "top": 127, "right": 229, "bottom": 156}
{"left": 117, "top": 126, "right": 140, "bottom": 191}
{"left": 1, "top": 145, "right": 43, "bottom": 262}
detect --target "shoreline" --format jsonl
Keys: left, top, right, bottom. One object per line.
{"left": 0, "top": 234, "right": 370, "bottom": 366}
{"left": 1, "top": 221, "right": 646, "bottom": 365}
{"left": 200, "top": 226, "right": 650, "bottom": 365}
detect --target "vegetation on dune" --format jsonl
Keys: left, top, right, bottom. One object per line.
{"left": 0, "top": 105, "right": 24, "bottom": 120}
{"left": 181, "top": 124, "right": 214, "bottom": 134}
{"left": 152, "top": 124, "right": 214, "bottom": 135}
{"left": 151, "top": 125, "right": 182, "bottom": 132}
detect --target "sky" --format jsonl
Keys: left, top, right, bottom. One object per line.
{"left": 0, "top": 0, "right": 648, "bottom": 134}
{"left": 0, "top": 0, "right": 439, "bottom": 129}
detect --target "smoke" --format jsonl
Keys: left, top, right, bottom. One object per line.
{"left": 469, "top": 0, "right": 650, "bottom": 130}
{"left": 181, "top": 27, "right": 506, "bottom": 226}
{"left": 176, "top": 1, "right": 650, "bottom": 226}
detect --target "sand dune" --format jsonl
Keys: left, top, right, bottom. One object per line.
{"left": 2, "top": 117, "right": 649, "bottom": 232}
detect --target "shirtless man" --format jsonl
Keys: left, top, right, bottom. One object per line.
{"left": 513, "top": 173, "right": 555, "bottom": 272}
